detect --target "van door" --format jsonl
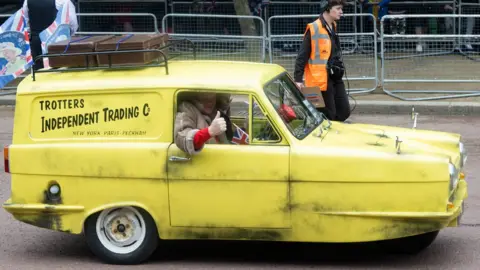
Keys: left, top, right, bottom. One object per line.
{"left": 167, "top": 95, "right": 291, "bottom": 229}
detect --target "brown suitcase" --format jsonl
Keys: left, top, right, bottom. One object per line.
{"left": 95, "top": 33, "right": 169, "bottom": 66}
{"left": 47, "top": 35, "right": 115, "bottom": 68}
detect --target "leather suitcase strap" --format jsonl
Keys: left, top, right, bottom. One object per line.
{"left": 62, "top": 35, "right": 94, "bottom": 54}
{"left": 115, "top": 34, "right": 135, "bottom": 50}
{"left": 96, "top": 34, "right": 168, "bottom": 51}
{"left": 95, "top": 33, "right": 169, "bottom": 66}
{"left": 48, "top": 35, "right": 115, "bottom": 53}
{"left": 47, "top": 35, "right": 115, "bottom": 68}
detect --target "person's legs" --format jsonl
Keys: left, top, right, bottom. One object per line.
{"left": 444, "top": 17, "right": 454, "bottom": 34}
{"left": 465, "top": 17, "right": 475, "bottom": 50}
{"left": 333, "top": 79, "right": 351, "bottom": 121}
{"left": 407, "top": 5, "right": 426, "bottom": 52}
{"left": 415, "top": 24, "right": 426, "bottom": 52}
{"left": 318, "top": 79, "right": 336, "bottom": 120}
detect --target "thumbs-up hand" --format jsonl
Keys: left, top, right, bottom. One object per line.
{"left": 208, "top": 111, "right": 227, "bottom": 137}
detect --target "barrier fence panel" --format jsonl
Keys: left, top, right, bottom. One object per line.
{"left": 75, "top": 13, "right": 159, "bottom": 35}
{"left": 355, "top": 0, "right": 381, "bottom": 54}
{"left": 77, "top": 0, "right": 166, "bottom": 33}
{"left": 162, "top": 14, "right": 266, "bottom": 63}
{"left": 76, "top": 13, "right": 198, "bottom": 62}
{"left": 381, "top": 14, "right": 480, "bottom": 101}
{"left": 171, "top": 1, "right": 236, "bottom": 15}
{"left": 169, "top": 1, "right": 238, "bottom": 35}
{"left": 380, "top": 1, "right": 458, "bottom": 59}
{"left": 265, "top": 1, "right": 361, "bottom": 53}
{"left": 459, "top": 2, "right": 480, "bottom": 57}
{"left": 268, "top": 14, "right": 378, "bottom": 93}
{"left": 0, "top": 14, "right": 27, "bottom": 95}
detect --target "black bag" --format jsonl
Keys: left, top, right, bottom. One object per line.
{"left": 328, "top": 56, "right": 345, "bottom": 80}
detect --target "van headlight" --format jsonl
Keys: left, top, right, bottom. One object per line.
{"left": 449, "top": 162, "right": 459, "bottom": 192}
{"left": 459, "top": 142, "right": 467, "bottom": 168}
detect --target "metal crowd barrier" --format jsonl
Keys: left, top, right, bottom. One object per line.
{"left": 169, "top": 1, "right": 364, "bottom": 54}
{"left": 76, "top": 13, "right": 159, "bottom": 35}
{"left": 169, "top": 1, "right": 237, "bottom": 34}
{"left": 268, "top": 13, "right": 378, "bottom": 93}
{"left": 381, "top": 14, "right": 480, "bottom": 101}
{"left": 264, "top": 1, "right": 362, "bottom": 53}
{"left": 264, "top": 1, "right": 358, "bottom": 27}
{"left": 162, "top": 13, "right": 266, "bottom": 63}
{"left": 2, "top": 5, "right": 479, "bottom": 102}
{"left": 171, "top": 1, "right": 235, "bottom": 15}
{"left": 77, "top": 0, "right": 167, "bottom": 33}
{"left": 378, "top": 1, "right": 458, "bottom": 60}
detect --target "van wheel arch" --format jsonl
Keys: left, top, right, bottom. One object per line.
{"left": 82, "top": 203, "right": 160, "bottom": 232}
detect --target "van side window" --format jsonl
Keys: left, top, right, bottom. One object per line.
{"left": 251, "top": 98, "right": 280, "bottom": 142}
{"left": 174, "top": 91, "right": 250, "bottom": 150}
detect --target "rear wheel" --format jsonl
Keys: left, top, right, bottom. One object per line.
{"left": 84, "top": 206, "right": 159, "bottom": 265}
{"left": 381, "top": 230, "right": 440, "bottom": 255}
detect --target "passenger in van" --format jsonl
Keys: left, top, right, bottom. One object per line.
{"left": 174, "top": 92, "right": 233, "bottom": 155}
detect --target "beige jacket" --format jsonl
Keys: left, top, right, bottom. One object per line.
{"left": 174, "top": 101, "right": 230, "bottom": 155}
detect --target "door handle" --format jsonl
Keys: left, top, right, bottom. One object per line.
{"left": 169, "top": 156, "right": 191, "bottom": 162}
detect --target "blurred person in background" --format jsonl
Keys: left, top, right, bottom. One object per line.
{"left": 358, "top": 0, "right": 392, "bottom": 33}
{"left": 435, "top": 0, "right": 476, "bottom": 51}
{"left": 384, "top": 0, "right": 407, "bottom": 36}
{"left": 22, "top": 0, "right": 78, "bottom": 70}
{"left": 380, "top": 0, "right": 425, "bottom": 52}
{"left": 114, "top": 4, "right": 134, "bottom": 32}
{"left": 405, "top": 2, "right": 428, "bottom": 52}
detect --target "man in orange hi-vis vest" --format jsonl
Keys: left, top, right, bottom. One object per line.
{"left": 294, "top": 0, "right": 350, "bottom": 122}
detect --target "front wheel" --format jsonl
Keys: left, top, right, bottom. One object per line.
{"left": 380, "top": 230, "right": 440, "bottom": 255}
{"left": 84, "top": 206, "right": 159, "bottom": 265}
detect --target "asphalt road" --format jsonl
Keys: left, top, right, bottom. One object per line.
{"left": 0, "top": 108, "right": 479, "bottom": 270}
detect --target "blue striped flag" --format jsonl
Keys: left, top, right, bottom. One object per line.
{"left": 40, "top": 3, "right": 72, "bottom": 68}
{"left": 0, "top": 9, "right": 33, "bottom": 89}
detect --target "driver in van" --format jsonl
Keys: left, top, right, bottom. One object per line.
{"left": 174, "top": 92, "right": 233, "bottom": 155}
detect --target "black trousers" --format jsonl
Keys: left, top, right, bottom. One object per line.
{"left": 317, "top": 77, "right": 351, "bottom": 122}
{"left": 30, "top": 34, "right": 44, "bottom": 70}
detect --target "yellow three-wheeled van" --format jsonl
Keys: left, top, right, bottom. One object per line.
{"left": 2, "top": 39, "right": 467, "bottom": 265}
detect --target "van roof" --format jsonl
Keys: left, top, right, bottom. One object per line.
{"left": 17, "top": 60, "right": 286, "bottom": 94}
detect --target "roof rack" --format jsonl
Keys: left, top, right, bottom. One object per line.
{"left": 31, "top": 38, "right": 197, "bottom": 81}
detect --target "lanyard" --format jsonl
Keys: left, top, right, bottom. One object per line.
{"left": 320, "top": 15, "right": 343, "bottom": 61}
{"left": 320, "top": 15, "right": 336, "bottom": 38}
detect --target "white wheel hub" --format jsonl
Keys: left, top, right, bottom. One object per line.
{"left": 96, "top": 207, "right": 146, "bottom": 254}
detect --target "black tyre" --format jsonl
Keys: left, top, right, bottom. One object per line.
{"left": 84, "top": 206, "right": 159, "bottom": 265}
{"left": 381, "top": 230, "right": 440, "bottom": 255}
